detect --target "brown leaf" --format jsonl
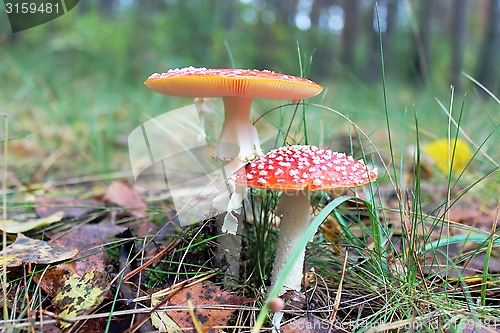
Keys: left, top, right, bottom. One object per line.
{"left": 35, "top": 196, "right": 103, "bottom": 218}
{"left": 52, "top": 222, "right": 127, "bottom": 276}
{"left": 447, "top": 206, "right": 495, "bottom": 232}
{"left": 103, "top": 181, "right": 148, "bottom": 217}
{"left": 34, "top": 317, "right": 63, "bottom": 333}
{"left": 75, "top": 317, "right": 107, "bottom": 333}
{"left": 32, "top": 263, "right": 77, "bottom": 297}
{"left": 154, "top": 283, "right": 250, "bottom": 333}
{"left": 281, "top": 290, "right": 308, "bottom": 310}
{"left": 10, "top": 139, "right": 42, "bottom": 158}
{"left": 0, "top": 234, "right": 78, "bottom": 267}
{"left": 135, "top": 218, "right": 158, "bottom": 236}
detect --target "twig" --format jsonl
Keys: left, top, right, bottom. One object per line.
{"left": 123, "top": 239, "right": 180, "bottom": 283}
{"left": 1, "top": 114, "right": 10, "bottom": 326}
{"left": 328, "top": 247, "right": 349, "bottom": 332}
{"left": 462, "top": 72, "right": 500, "bottom": 105}
{"left": 435, "top": 97, "right": 498, "bottom": 167}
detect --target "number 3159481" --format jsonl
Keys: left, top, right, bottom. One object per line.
{"left": 5, "top": 2, "right": 60, "bottom": 14}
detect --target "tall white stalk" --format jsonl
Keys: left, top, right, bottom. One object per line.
{"left": 214, "top": 97, "right": 262, "bottom": 161}
{"left": 271, "top": 190, "right": 311, "bottom": 294}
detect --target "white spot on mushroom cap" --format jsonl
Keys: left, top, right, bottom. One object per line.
{"left": 274, "top": 168, "right": 285, "bottom": 176}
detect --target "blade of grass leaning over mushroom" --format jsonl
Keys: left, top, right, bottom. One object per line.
{"left": 145, "top": 67, "right": 323, "bottom": 281}
{"left": 231, "top": 145, "right": 378, "bottom": 294}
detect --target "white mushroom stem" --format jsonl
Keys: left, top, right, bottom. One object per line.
{"left": 271, "top": 189, "right": 312, "bottom": 295}
{"left": 214, "top": 96, "right": 263, "bottom": 161}
{"left": 215, "top": 212, "right": 244, "bottom": 278}
{"left": 212, "top": 160, "right": 246, "bottom": 279}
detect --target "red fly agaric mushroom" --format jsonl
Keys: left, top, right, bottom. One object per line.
{"left": 145, "top": 67, "right": 323, "bottom": 161}
{"left": 232, "top": 145, "right": 378, "bottom": 294}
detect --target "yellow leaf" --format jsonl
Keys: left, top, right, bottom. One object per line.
{"left": 423, "top": 138, "right": 473, "bottom": 176}
{"left": 0, "top": 234, "right": 78, "bottom": 267}
{"left": 53, "top": 271, "right": 110, "bottom": 328}
{"left": 0, "top": 211, "right": 64, "bottom": 233}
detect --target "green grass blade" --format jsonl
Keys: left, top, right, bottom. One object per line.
{"left": 481, "top": 205, "right": 498, "bottom": 306}
{"left": 224, "top": 41, "right": 236, "bottom": 68}
{"left": 422, "top": 234, "right": 499, "bottom": 254}
{"left": 252, "top": 194, "right": 387, "bottom": 332}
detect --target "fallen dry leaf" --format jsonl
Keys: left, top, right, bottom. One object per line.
{"left": 423, "top": 138, "right": 472, "bottom": 176}
{"left": 35, "top": 196, "right": 103, "bottom": 218}
{"left": 74, "top": 317, "right": 107, "bottom": 333}
{"left": 32, "top": 263, "right": 77, "bottom": 297}
{"left": 447, "top": 205, "right": 496, "bottom": 231}
{"left": 0, "top": 211, "right": 64, "bottom": 233}
{"left": 103, "top": 181, "right": 148, "bottom": 217}
{"left": 150, "top": 295, "right": 182, "bottom": 333}
{"left": 9, "top": 139, "right": 41, "bottom": 158}
{"left": 152, "top": 283, "right": 250, "bottom": 332}
{"left": 34, "top": 317, "right": 63, "bottom": 333}
{"left": 52, "top": 221, "right": 127, "bottom": 276}
{"left": 53, "top": 270, "right": 110, "bottom": 328}
{"left": 0, "top": 234, "right": 78, "bottom": 268}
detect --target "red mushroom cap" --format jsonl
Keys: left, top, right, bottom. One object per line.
{"left": 145, "top": 67, "right": 323, "bottom": 100}
{"left": 232, "top": 145, "right": 378, "bottom": 191}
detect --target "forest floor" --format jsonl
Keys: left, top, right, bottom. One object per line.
{"left": 1, "top": 44, "right": 499, "bottom": 331}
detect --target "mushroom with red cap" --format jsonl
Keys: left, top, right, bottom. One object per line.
{"left": 145, "top": 67, "right": 323, "bottom": 161}
{"left": 232, "top": 145, "right": 378, "bottom": 294}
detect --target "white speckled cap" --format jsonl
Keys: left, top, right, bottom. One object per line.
{"left": 232, "top": 145, "right": 378, "bottom": 191}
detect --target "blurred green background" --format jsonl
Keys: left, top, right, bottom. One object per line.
{"left": 0, "top": 0, "right": 498, "bottom": 181}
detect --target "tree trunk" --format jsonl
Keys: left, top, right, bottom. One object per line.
{"left": 308, "top": 0, "right": 335, "bottom": 80}
{"left": 475, "top": 0, "right": 500, "bottom": 95}
{"left": 410, "top": 0, "right": 433, "bottom": 86}
{"left": 100, "top": 0, "right": 115, "bottom": 14}
{"left": 450, "top": 0, "right": 467, "bottom": 90}
{"left": 341, "top": 0, "right": 361, "bottom": 74}
{"left": 272, "top": 0, "right": 296, "bottom": 25}
{"left": 364, "top": 0, "right": 398, "bottom": 82}
{"left": 310, "top": 0, "right": 321, "bottom": 28}
{"left": 138, "top": 0, "right": 168, "bottom": 13}
{"left": 219, "top": 0, "right": 236, "bottom": 29}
